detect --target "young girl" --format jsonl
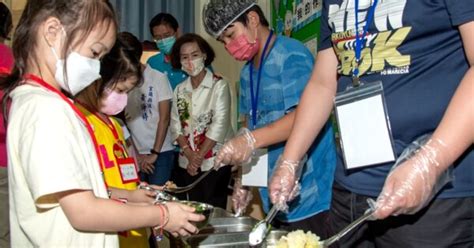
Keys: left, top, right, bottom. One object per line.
{"left": 75, "top": 32, "right": 151, "bottom": 248}
{"left": 0, "top": 1, "right": 203, "bottom": 247}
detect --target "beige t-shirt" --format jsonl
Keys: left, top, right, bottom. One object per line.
{"left": 7, "top": 84, "right": 118, "bottom": 247}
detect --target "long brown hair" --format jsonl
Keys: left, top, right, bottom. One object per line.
{"left": 0, "top": 0, "right": 117, "bottom": 123}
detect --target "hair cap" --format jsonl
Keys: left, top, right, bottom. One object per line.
{"left": 203, "top": 0, "right": 257, "bottom": 38}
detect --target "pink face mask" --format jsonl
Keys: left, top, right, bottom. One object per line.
{"left": 100, "top": 88, "right": 128, "bottom": 115}
{"left": 225, "top": 34, "right": 259, "bottom": 61}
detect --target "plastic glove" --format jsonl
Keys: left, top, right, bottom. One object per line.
{"left": 214, "top": 128, "right": 256, "bottom": 168}
{"left": 268, "top": 156, "right": 305, "bottom": 212}
{"left": 374, "top": 135, "right": 451, "bottom": 219}
{"left": 232, "top": 177, "right": 253, "bottom": 216}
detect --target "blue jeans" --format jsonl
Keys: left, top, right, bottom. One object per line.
{"left": 140, "top": 150, "right": 175, "bottom": 185}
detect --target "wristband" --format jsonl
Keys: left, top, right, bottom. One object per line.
{"left": 150, "top": 149, "right": 160, "bottom": 155}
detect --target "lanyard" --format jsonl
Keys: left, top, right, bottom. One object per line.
{"left": 23, "top": 74, "right": 108, "bottom": 189}
{"left": 353, "top": 0, "right": 378, "bottom": 87}
{"left": 77, "top": 102, "right": 129, "bottom": 158}
{"left": 79, "top": 102, "right": 120, "bottom": 140}
{"left": 249, "top": 30, "right": 274, "bottom": 129}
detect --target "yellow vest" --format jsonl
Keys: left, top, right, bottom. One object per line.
{"left": 77, "top": 104, "right": 149, "bottom": 248}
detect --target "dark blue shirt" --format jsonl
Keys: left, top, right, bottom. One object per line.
{"left": 320, "top": 0, "right": 474, "bottom": 198}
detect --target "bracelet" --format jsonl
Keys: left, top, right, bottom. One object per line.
{"left": 153, "top": 203, "right": 170, "bottom": 241}
{"left": 153, "top": 204, "right": 164, "bottom": 241}
{"left": 150, "top": 149, "right": 160, "bottom": 155}
{"left": 181, "top": 144, "right": 190, "bottom": 151}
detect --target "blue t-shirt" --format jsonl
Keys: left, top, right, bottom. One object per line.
{"left": 320, "top": 0, "right": 474, "bottom": 198}
{"left": 240, "top": 35, "right": 337, "bottom": 222}
{"left": 147, "top": 52, "right": 187, "bottom": 90}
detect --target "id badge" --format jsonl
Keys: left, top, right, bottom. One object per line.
{"left": 117, "top": 157, "right": 139, "bottom": 183}
{"left": 242, "top": 149, "right": 268, "bottom": 187}
{"left": 334, "top": 81, "right": 396, "bottom": 169}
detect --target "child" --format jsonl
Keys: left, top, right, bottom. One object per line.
{"left": 0, "top": 1, "right": 203, "bottom": 247}
{"left": 74, "top": 32, "right": 151, "bottom": 248}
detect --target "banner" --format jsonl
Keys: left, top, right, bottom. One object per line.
{"left": 271, "top": 0, "right": 322, "bottom": 57}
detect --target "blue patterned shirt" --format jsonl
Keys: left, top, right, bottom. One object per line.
{"left": 240, "top": 35, "right": 337, "bottom": 222}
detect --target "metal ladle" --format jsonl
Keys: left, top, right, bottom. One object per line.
{"left": 163, "top": 169, "right": 213, "bottom": 194}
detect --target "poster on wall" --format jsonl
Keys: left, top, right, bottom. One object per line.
{"left": 271, "top": 0, "right": 321, "bottom": 57}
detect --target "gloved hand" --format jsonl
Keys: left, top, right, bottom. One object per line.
{"left": 268, "top": 156, "right": 304, "bottom": 212}
{"left": 374, "top": 136, "right": 450, "bottom": 219}
{"left": 214, "top": 128, "right": 256, "bottom": 168}
{"left": 232, "top": 177, "right": 253, "bottom": 216}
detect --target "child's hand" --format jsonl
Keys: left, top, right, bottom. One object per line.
{"left": 163, "top": 202, "right": 205, "bottom": 236}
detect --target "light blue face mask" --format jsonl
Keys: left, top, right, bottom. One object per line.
{"left": 156, "top": 36, "right": 176, "bottom": 55}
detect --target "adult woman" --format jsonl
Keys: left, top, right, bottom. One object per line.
{"left": 169, "top": 33, "right": 233, "bottom": 209}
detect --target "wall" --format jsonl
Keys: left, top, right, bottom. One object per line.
{"left": 2, "top": 0, "right": 26, "bottom": 46}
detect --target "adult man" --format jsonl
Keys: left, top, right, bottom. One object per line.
{"left": 147, "top": 13, "right": 186, "bottom": 90}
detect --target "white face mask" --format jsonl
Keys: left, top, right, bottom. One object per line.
{"left": 50, "top": 42, "right": 101, "bottom": 96}
{"left": 181, "top": 57, "right": 205, "bottom": 77}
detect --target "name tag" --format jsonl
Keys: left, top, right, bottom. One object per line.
{"left": 242, "top": 149, "right": 268, "bottom": 187}
{"left": 334, "top": 81, "right": 396, "bottom": 169}
{"left": 117, "top": 157, "right": 139, "bottom": 183}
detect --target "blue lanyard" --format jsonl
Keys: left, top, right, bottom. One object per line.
{"left": 353, "top": 0, "right": 378, "bottom": 86}
{"left": 249, "top": 30, "right": 274, "bottom": 129}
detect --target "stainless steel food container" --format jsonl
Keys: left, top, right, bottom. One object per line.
{"left": 169, "top": 208, "right": 287, "bottom": 247}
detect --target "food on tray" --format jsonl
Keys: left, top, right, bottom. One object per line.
{"left": 179, "top": 201, "right": 214, "bottom": 229}
{"left": 164, "top": 180, "right": 177, "bottom": 189}
{"left": 276, "top": 230, "right": 321, "bottom": 248}
{"left": 180, "top": 201, "right": 212, "bottom": 213}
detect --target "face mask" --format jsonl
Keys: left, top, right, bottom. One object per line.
{"left": 225, "top": 34, "right": 259, "bottom": 61}
{"left": 100, "top": 88, "right": 128, "bottom": 115}
{"left": 156, "top": 36, "right": 176, "bottom": 55}
{"left": 51, "top": 47, "right": 101, "bottom": 96}
{"left": 181, "top": 57, "right": 205, "bottom": 77}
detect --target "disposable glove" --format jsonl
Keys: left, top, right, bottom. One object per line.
{"left": 374, "top": 135, "right": 451, "bottom": 219}
{"left": 232, "top": 177, "right": 253, "bottom": 217}
{"left": 214, "top": 128, "right": 256, "bottom": 168}
{"left": 268, "top": 156, "right": 305, "bottom": 212}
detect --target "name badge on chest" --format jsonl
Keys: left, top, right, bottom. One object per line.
{"left": 334, "top": 81, "right": 396, "bottom": 169}
{"left": 242, "top": 149, "right": 268, "bottom": 187}
{"left": 117, "top": 157, "right": 140, "bottom": 183}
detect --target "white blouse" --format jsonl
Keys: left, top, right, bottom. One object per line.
{"left": 170, "top": 68, "right": 234, "bottom": 171}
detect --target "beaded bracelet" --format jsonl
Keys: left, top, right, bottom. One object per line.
{"left": 153, "top": 203, "right": 169, "bottom": 241}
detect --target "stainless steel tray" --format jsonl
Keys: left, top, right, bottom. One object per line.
{"left": 169, "top": 208, "right": 288, "bottom": 247}
{"left": 199, "top": 216, "right": 258, "bottom": 234}
{"left": 179, "top": 229, "right": 288, "bottom": 247}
